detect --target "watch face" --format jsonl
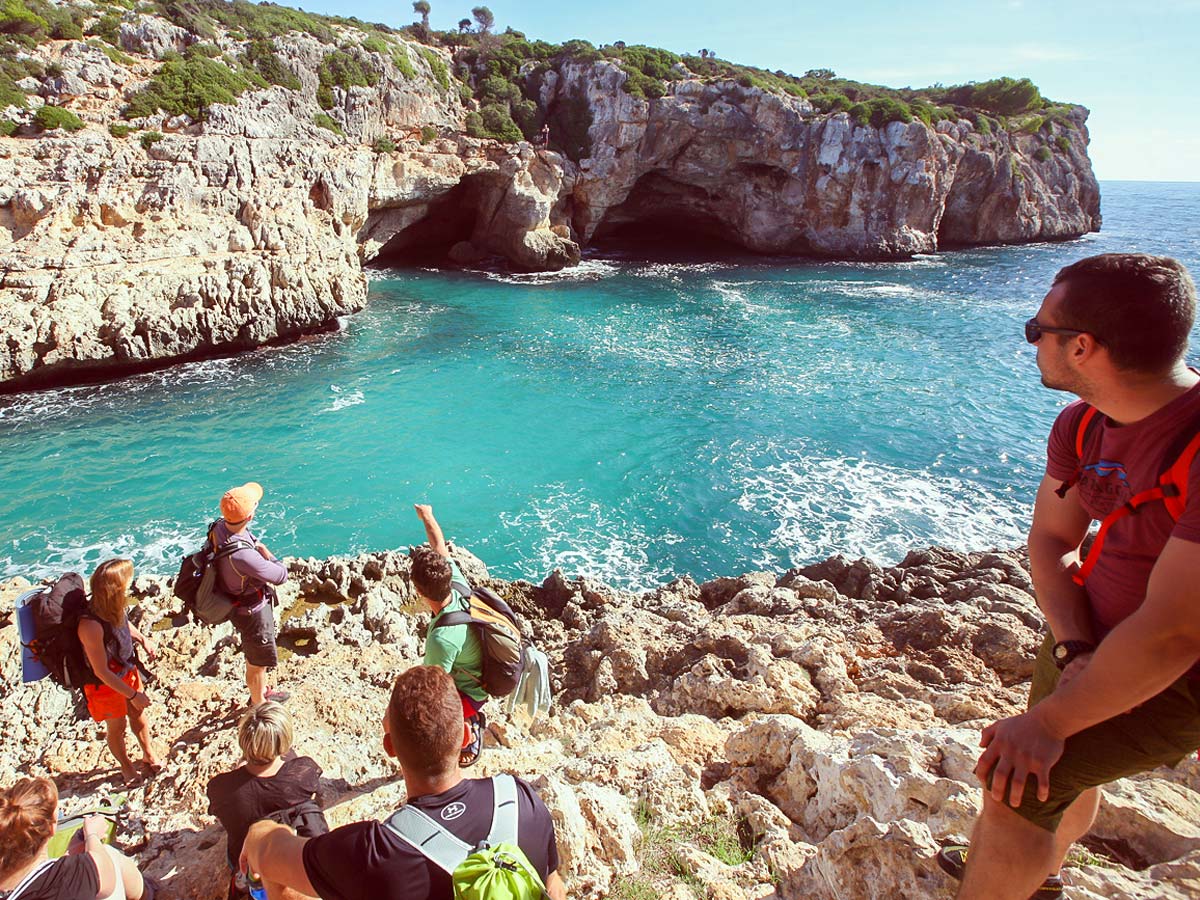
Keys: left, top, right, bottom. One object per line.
{"left": 1054, "top": 644, "right": 1068, "bottom": 659}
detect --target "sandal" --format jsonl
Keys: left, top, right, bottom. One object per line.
{"left": 459, "top": 711, "right": 486, "bottom": 768}
{"left": 936, "top": 843, "right": 1064, "bottom": 899}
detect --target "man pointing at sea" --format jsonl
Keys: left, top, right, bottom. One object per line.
{"left": 941, "top": 253, "right": 1200, "bottom": 899}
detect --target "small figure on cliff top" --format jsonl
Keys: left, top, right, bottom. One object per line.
{"left": 207, "top": 701, "right": 328, "bottom": 900}
{"left": 0, "top": 777, "right": 150, "bottom": 900}
{"left": 537, "top": 122, "right": 550, "bottom": 148}
{"left": 212, "top": 482, "right": 290, "bottom": 709}
{"left": 941, "top": 254, "right": 1200, "bottom": 900}
{"left": 411, "top": 504, "right": 489, "bottom": 767}
{"left": 77, "top": 559, "right": 160, "bottom": 786}
{"left": 240, "top": 665, "right": 566, "bottom": 900}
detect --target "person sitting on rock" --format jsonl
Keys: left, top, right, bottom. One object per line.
{"left": 240, "top": 665, "right": 566, "bottom": 900}
{"left": 942, "top": 254, "right": 1200, "bottom": 900}
{"left": 206, "top": 701, "right": 327, "bottom": 899}
{"left": 77, "top": 559, "right": 159, "bottom": 786}
{"left": 213, "top": 482, "right": 290, "bottom": 708}
{"left": 0, "top": 776, "right": 149, "bottom": 900}
{"left": 410, "top": 504, "right": 489, "bottom": 767}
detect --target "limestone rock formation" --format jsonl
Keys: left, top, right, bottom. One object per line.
{"left": 2, "top": 544, "right": 1194, "bottom": 899}
{"left": 0, "top": 8, "right": 1099, "bottom": 391}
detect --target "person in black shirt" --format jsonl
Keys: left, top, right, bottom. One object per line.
{"left": 207, "top": 701, "right": 327, "bottom": 896}
{"left": 241, "top": 666, "right": 566, "bottom": 900}
{"left": 0, "top": 777, "right": 147, "bottom": 900}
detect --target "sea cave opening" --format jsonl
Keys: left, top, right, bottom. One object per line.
{"left": 365, "top": 176, "right": 490, "bottom": 268}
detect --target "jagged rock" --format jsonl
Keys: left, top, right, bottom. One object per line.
{"left": 3, "top": 542, "right": 1191, "bottom": 900}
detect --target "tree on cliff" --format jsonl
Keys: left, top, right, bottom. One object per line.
{"left": 471, "top": 5, "right": 493, "bottom": 32}
{"left": 412, "top": 0, "right": 430, "bottom": 30}
{"left": 457, "top": 17, "right": 471, "bottom": 31}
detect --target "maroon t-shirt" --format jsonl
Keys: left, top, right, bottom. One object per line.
{"left": 1047, "top": 380, "right": 1200, "bottom": 638}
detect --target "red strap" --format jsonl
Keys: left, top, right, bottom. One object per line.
{"left": 1074, "top": 405, "right": 1099, "bottom": 459}
{"left": 1073, "top": 486, "right": 1167, "bottom": 585}
{"left": 1161, "top": 428, "right": 1200, "bottom": 519}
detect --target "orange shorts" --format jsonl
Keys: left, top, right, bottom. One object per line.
{"left": 83, "top": 669, "right": 141, "bottom": 723}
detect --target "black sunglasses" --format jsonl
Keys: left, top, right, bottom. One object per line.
{"left": 1025, "top": 317, "right": 1085, "bottom": 344}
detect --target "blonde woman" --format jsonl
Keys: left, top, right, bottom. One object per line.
{"left": 0, "top": 776, "right": 148, "bottom": 900}
{"left": 77, "top": 560, "right": 159, "bottom": 785}
{"left": 207, "top": 702, "right": 326, "bottom": 897}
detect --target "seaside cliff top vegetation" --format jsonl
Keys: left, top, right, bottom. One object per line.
{"left": 0, "top": 0, "right": 1083, "bottom": 148}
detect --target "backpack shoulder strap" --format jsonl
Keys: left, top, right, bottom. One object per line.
{"left": 485, "top": 774, "right": 520, "bottom": 847}
{"left": 1157, "top": 409, "right": 1200, "bottom": 519}
{"left": 383, "top": 805, "right": 472, "bottom": 875}
{"left": 1055, "top": 404, "right": 1103, "bottom": 499}
{"left": 432, "top": 610, "right": 474, "bottom": 629}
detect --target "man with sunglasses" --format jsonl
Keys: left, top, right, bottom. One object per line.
{"left": 944, "top": 253, "right": 1200, "bottom": 899}
{"left": 215, "top": 482, "right": 290, "bottom": 708}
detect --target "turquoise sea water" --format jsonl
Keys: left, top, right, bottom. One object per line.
{"left": 2, "top": 181, "right": 1199, "bottom": 589}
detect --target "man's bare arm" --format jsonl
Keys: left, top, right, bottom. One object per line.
{"left": 546, "top": 870, "right": 566, "bottom": 900}
{"left": 1037, "top": 535, "right": 1200, "bottom": 736}
{"left": 241, "top": 821, "right": 318, "bottom": 898}
{"left": 1027, "top": 474, "right": 1095, "bottom": 644}
{"left": 414, "top": 504, "right": 450, "bottom": 559}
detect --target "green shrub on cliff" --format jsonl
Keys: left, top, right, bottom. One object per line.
{"left": 848, "top": 97, "right": 913, "bottom": 129}
{"left": 604, "top": 44, "right": 679, "bottom": 100}
{"left": 0, "top": 0, "right": 47, "bottom": 37}
{"left": 810, "top": 92, "right": 852, "bottom": 113}
{"left": 313, "top": 112, "right": 342, "bottom": 134}
{"left": 1055, "top": 134, "right": 1071, "bottom": 153}
{"left": 373, "top": 135, "right": 395, "bottom": 152}
{"left": 87, "top": 9, "right": 121, "bottom": 44}
{"left": 361, "top": 34, "right": 389, "bottom": 55}
{"left": 139, "top": 129, "right": 162, "bottom": 149}
{"left": 123, "top": 56, "right": 252, "bottom": 120}
{"left": 34, "top": 104, "right": 83, "bottom": 131}
{"left": 392, "top": 46, "right": 415, "bottom": 79}
{"left": 1034, "top": 146, "right": 1052, "bottom": 163}
{"left": 0, "top": 117, "right": 17, "bottom": 135}
{"left": 419, "top": 46, "right": 449, "bottom": 90}
{"left": 947, "top": 76, "right": 1042, "bottom": 117}
{"left": 108, "top": 121, "right": 133, "bottom": 136}
{"left": 242, "top": 38, "right": 300, "bottom": 89}
{"left": 465, "top": 102, "right": 521, "bottom": 141}
{"left": 315, "top": 48, "right": 378, "bottom": 109}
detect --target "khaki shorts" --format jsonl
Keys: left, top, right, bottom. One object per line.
{"left": 1001, "top": 633, "right": 1200, "bottom": 832}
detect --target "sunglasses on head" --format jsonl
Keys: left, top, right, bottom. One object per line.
{"left": 1025, "top": 317, "right": 1085, "bottom": 344}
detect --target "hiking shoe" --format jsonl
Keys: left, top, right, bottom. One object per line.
{"left": 936, "top": 844, "right": 1064, "bottom": 899}
{"left": 460, "top": 711, "right": 486, "bottom": 768}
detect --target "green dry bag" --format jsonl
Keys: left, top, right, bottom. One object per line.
{"left": 383, "top": 774, "right": 547, "bottom": 900}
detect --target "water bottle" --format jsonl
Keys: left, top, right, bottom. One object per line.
{"left": 246, "top": 872, "right": 267, "bottom": 900}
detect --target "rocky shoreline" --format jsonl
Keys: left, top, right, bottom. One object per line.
{"left": 0, "top": 4, "right": 1102, "bottom": 391}
{"left": 3, "top": 543, "right": 1195, "bottom": 899}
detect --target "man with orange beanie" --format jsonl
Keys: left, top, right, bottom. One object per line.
{"left": 214, "top": 482, "right": 289, "bottom": 707}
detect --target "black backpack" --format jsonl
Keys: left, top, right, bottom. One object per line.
{"left": 25, "top": 573, "right": 97, "bottom": 690}
{"left": 434, "top": 581, "right": 528, "bottom": 697}
{"left": 173, "top": 522, "right": 245, "bottom": 620}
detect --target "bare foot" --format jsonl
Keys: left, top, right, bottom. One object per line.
{"left": 119, "top": 763, "right": 140, "bottom": 785}
{"left": 140, "top": 757, "right": 163, "bottom": 775}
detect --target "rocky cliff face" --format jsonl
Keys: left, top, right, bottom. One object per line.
{"left": 2, "top": 544, "right": 1195, "bottom": 900}
{"left": 0, "top": 11, "right": 1100, "bottom": 391}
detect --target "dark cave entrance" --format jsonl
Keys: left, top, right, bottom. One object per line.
{"left": 365, "top": 175, "right": 490, "bottom": 268}
{"left": 588, "top": 172, "right": 756, "bottom": 261}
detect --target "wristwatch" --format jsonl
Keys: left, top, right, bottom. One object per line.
{"left": 1052, "top": 640, "right": 1095, "bottom": 670}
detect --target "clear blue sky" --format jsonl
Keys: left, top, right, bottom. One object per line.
{"left": 298, "top": 0, "right": 1199, "bottom": 181}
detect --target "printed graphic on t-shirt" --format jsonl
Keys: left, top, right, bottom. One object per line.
{"left": 1076, "top": 458, "right": 1133, "bottom": 518}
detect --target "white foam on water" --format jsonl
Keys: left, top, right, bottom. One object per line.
{"left": 498, "top": 487, "right": 682, "bottom": 591}
{"left": 732, "top": 449, "right": 1030, "bottom": 569}
{"left": 2, "top": 522, "right": 199, "bottom": 582}
{"left": 321, "top": 385, "right": 366, "bottom": 413}
{"left": 479, "top": 259, "right": 623, "bottom": 285}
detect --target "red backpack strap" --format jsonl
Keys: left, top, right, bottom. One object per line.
{"left": 1055, "top": 405, "right": 1102, "bottom": 499}
{"left": 1073, "top": 408, "right": 1200, "bottom": 586}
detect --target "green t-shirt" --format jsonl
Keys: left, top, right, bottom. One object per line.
{"left": 423, "top": 560, "right": 487, "bottom": 702}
